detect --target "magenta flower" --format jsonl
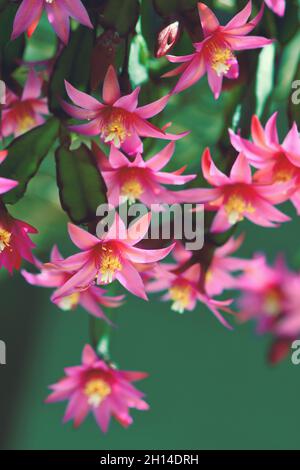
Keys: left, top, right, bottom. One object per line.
{"left": 146, "top": 245, "right": 233, "bottom": 328}
{"left": 265, "top": 0, "right": 285, "bottom": 16}
{"left": 94, "top": 141, "right": 196, "bottom": 206}
{"left": 22, "top": 246, "right": 124, "bottom": 322}
{"left": 0, "top": 209, "right": 37, "bottom": 273}
{"left": 2, "top": 69, "right": 49, "bottom": 138}
{"left": 205, "top": 235, "right": 247, "bottom": 297}
{"left": 164, "top": 1, "right": 273, "bottom": 99}
{"left": 50, "top": 214, "right": 175, "bottom": 302}
{"left": 230, "top": 113, "right": 300, "bottom": 213}
{"left": 46, "top": 344, "right": 149, "bottom": 432}
{"left": 0, "top": 151, "right": 18, "bottom": 195}
{"left": 177, "top": 148, "right": 291, "bottom": 232}
{"left": 12, "top": 0, "right": 93, "bottom": 45}
{"left": 62, "top": 65, "right": 188, "bottom": 155}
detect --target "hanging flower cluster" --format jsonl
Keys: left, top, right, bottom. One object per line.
{"left": 0, "top": 0, "right": 298, "bottom": 435}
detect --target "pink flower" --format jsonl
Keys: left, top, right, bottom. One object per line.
{"left": 12, "top": 0, "right": 93, "bottom": 45}
{"left": 0, "top": 151, "right": 18, "bottom": 195}
{"left": 146, "top": 244, "right": 233, "bottom": 328}
{"left": 230, "top": 113, "right": 300, "bottom": 213}
{"left": 205, "top": 235, "right": 247, "bottom": 296}
{"left": 62, "top": 65, "right": 188, "bottom": 155}
{"left": 164, "top": 1, "right": 273, "bottom": 99}
{"left": 177, "top": 148, "right": 291, "bottom": 232}
{"left": 265, "top": 0, "right": 285, "bottom": 16}
{"left": 237, "top": 255, "right": 300, "bottom": 339}
{"left": 1, "top": 69, "right": 49, "bottom": 138}
{"left": 50, "top": 214, "right": 175, "bottom": 302}
{"left": 156, "top": 21, "right": 180, "bottom": 58}
{"left": 22, "top": 246, "right": 124, "bottom": 322}
{"left": 0, "top": 209, "right": 37, "bottom": 273}
{"left": 46, "top": 344, "right": 149, "bottom": 432}
{"left": 94, "top": 141, "right": 196, "bottom": 206}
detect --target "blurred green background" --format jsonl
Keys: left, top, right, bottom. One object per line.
{"left": 1, "top": 0, "right": 300, "bottom": 450}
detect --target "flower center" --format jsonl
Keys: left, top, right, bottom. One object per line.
{"left": 275, "top": 168, "right": 293, "bottom": 183}
{"left": 169, "top": 284, "right": 191, "bottom": 314}
{"left": 264, "top": 289, "right": 281, "bottom": 316}
{"left": 84, "top": 378, "right": 111, "bottom": 408}
{"left": 98, "top": 245, "right": 122, "bottom": 284}
{"left": 211, "top": 47, "right": 234, "bottom": 76}
{"left": 101, "top": 112, "right": 129, "bottom": 147}
{"left": 121, "top": 179, "right": 143, "bottom": 204}
{"left": 57, "top": 292, "right": 80, "bottom": 311}
{"left": 225, "top": 194, "right": 255, "bottom": 225}
{"left": 0, "top": 227, "right": 11, "bottom": 252}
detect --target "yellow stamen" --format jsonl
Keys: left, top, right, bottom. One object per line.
{"left": 101, "top": 113, "right": 129, "bottom": 147}
{"left": 225, "top": 194, "right": 255, "bottom": 225}
{"left": 264, "top": 290, "right": 281, "bottom": 316}
{"left": 121, "top": 179, "right": 143, "bottom": 204}
{"left": 0, "top": 227, "right": 11, "bottom": 252}
{"left": 169, "top": 284, "right": 191, "bottom": 314}
{"left": 98, "top": 246, "right": 122, "bottom": 284}
{"left": 84, "top": 378, "right": 111, "bottom": 408}
{"left": 211, "top": 47, "right": 233, "bottom": 76}
{"left": 205, "top": 269, "right": 213, "bottom": 283}
{"left": 57, "top": 292, "right": 80, "bottom": 311}
{"left": 275, "top": 168, "right": 293, "bottom": 183}
{"left": 17, "top": 115, "right": 36, "bottom": 134}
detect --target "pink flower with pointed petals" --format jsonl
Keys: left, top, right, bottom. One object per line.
{"left": 230, "top": 113, "right": 300, "bottom": 214}
{"left": 1, "top": 69, "right": 49, "bottom": 138}
{"left": 0, "top": 209, "right": 37, "bottom": 273}
{"left": 94, "top": 141, "right": 196, "bottom": 207}
{"left": 265, "top": 0, "right": 285, "bottom": 16}
{"left": 164, "top": 1, "right": 273, "bottom": 99}
{"left": 205, "top": 235, "right": 247, "bottom": 296}
{"left": 176, "top": 148, "right": 291, "bottom": 232}
{"left": 46, "top": 344, "right": 149, "bottom": 432}
{"left": 0, "top": 151, "right": 19, "bottom": 195}
{"left": 12, "top": 0, "right": 93, "bottom": 45}
{"left": 62, "top": 65, "right": 188, "bottom": 155}
{"left": 22, "top": 246, "right": 124, "bottom": 322}
{"left": 237, "top": 255, "right": 300, "bottom": 340}
{"left": 146, "top": 245, "right": 233, "bottom": 329}
{"left": 50, "top": 214, "right": 175, "bottom": 302}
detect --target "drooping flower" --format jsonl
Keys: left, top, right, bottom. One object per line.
{"left": 176, "top": 148, "right": 291, "bottom": 232}
{"left": 62, "top": 65, "right": 188, "bottom": 155}
{"left": 205, "top": 235, "right": 247, "bottom": 296}
{"left": 11, "top": 0, "right": 93, "bottom": 44}
{"left": 164, "top": 1, "right": 273, "bottom": 99}
{"left": 265, "top": 0, "right": 285, "bottom": 16}
{"left": 1, "top": 69, "right": 49, "bottom": 138}
{"left": 146, "top": 244, "right": 233, "bottom": 328}
{"left": 21, "top": 246, "right": 124, "bottom": 322}
{"left": 237, "top": 254, "right": 300, "bottom": 363}
{"left": 50, "top": 214, "right": 174, "bottom": 302}
{"left": 46, "top": 344, "right": 149, "bottom": 432}
{"left": 0, "top": 209, "right": 37, "bottom": 273}
{"left": 94, "top": 141, "right": 196, "bottom": 207}
{"left": 230, "top": 113, "right": 300, "bottom": 213}
{"left": 0, "top": 151, "right": 18, "bottom": 195}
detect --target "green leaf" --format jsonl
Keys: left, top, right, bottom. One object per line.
{"left": 0, "top": 119, "right": 59, "bottom": 205}
{"left": 0, "top": 3, "right": 25, "bottom": 77}
{"left": 99, "top": 0, "right": 140, "bottom": 36}
{"left": 55, "top": 142, "right": 107, "bottom": 224}
{"left": 48, "top": 25, "right": 94, "bottom": 116}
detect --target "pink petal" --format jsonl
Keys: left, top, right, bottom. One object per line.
{"left": 109, "top": 146, "right": 129, "bottom": 168}
{"left": 202, "top": 147, "right": 229, "bottom": 186}
{"left": 172, "top": 54, "right": 206, "bottom": 95}
{"left": 62, "top": 0, "right": 93, "bottom": 28}
{"left": 22, "top": 69, "right": 42, "bottom": 100}
{"left": 223, "top": 1, "right": 252, "bottom": 30}
{"left": 68, "top": 223, "right": 99, "bottom": 250}
{"left": 65, "top": 80, "right": 102, "bottom": 111}
{"left": 82, "top": 344, "right": 98, "bottom": 365}
{"left": 207, "top": 66, "right": 223, "bottom": 99}
{"left": 197, "top": 3, "right": 220, "bottom": 36}
{"left": 226, "top": 35, "right": 273, "bottom": 51}
{"left": 265, "top": 112, "right": 279, "bottom": 146}
{"left": 146, "top": 142, "right": 175, "bottom": 171}
{"left": 45, "top": 0, "right": 70, "bottom": 44}
{"left": 123, "top": 243, "right": 175, "bottom": 264}
{"left": 11, "top": 0, "right": 43, "bottom": 40}
{"left": 114, "top": 88, "right": 140, "bottom": 112}
{"left": 136, "top": 94, "right": 170, "bottom": 119}
{"left": 0, "top": 177, "right": 18, "bottom": 195}
{"left": 69, "top": 119, "right": 102, "bottom": 136}
{"left": 230, "top": 153, "right": 252, "bottom": 183}
{"left": 102, "top": 66, "right": 121, "bottom": 105}
{"left": 93, "top": 400, "right": 111, "bottom": 432}
{"left": 116, "top": 259, "right": 148, "bottom": 300}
